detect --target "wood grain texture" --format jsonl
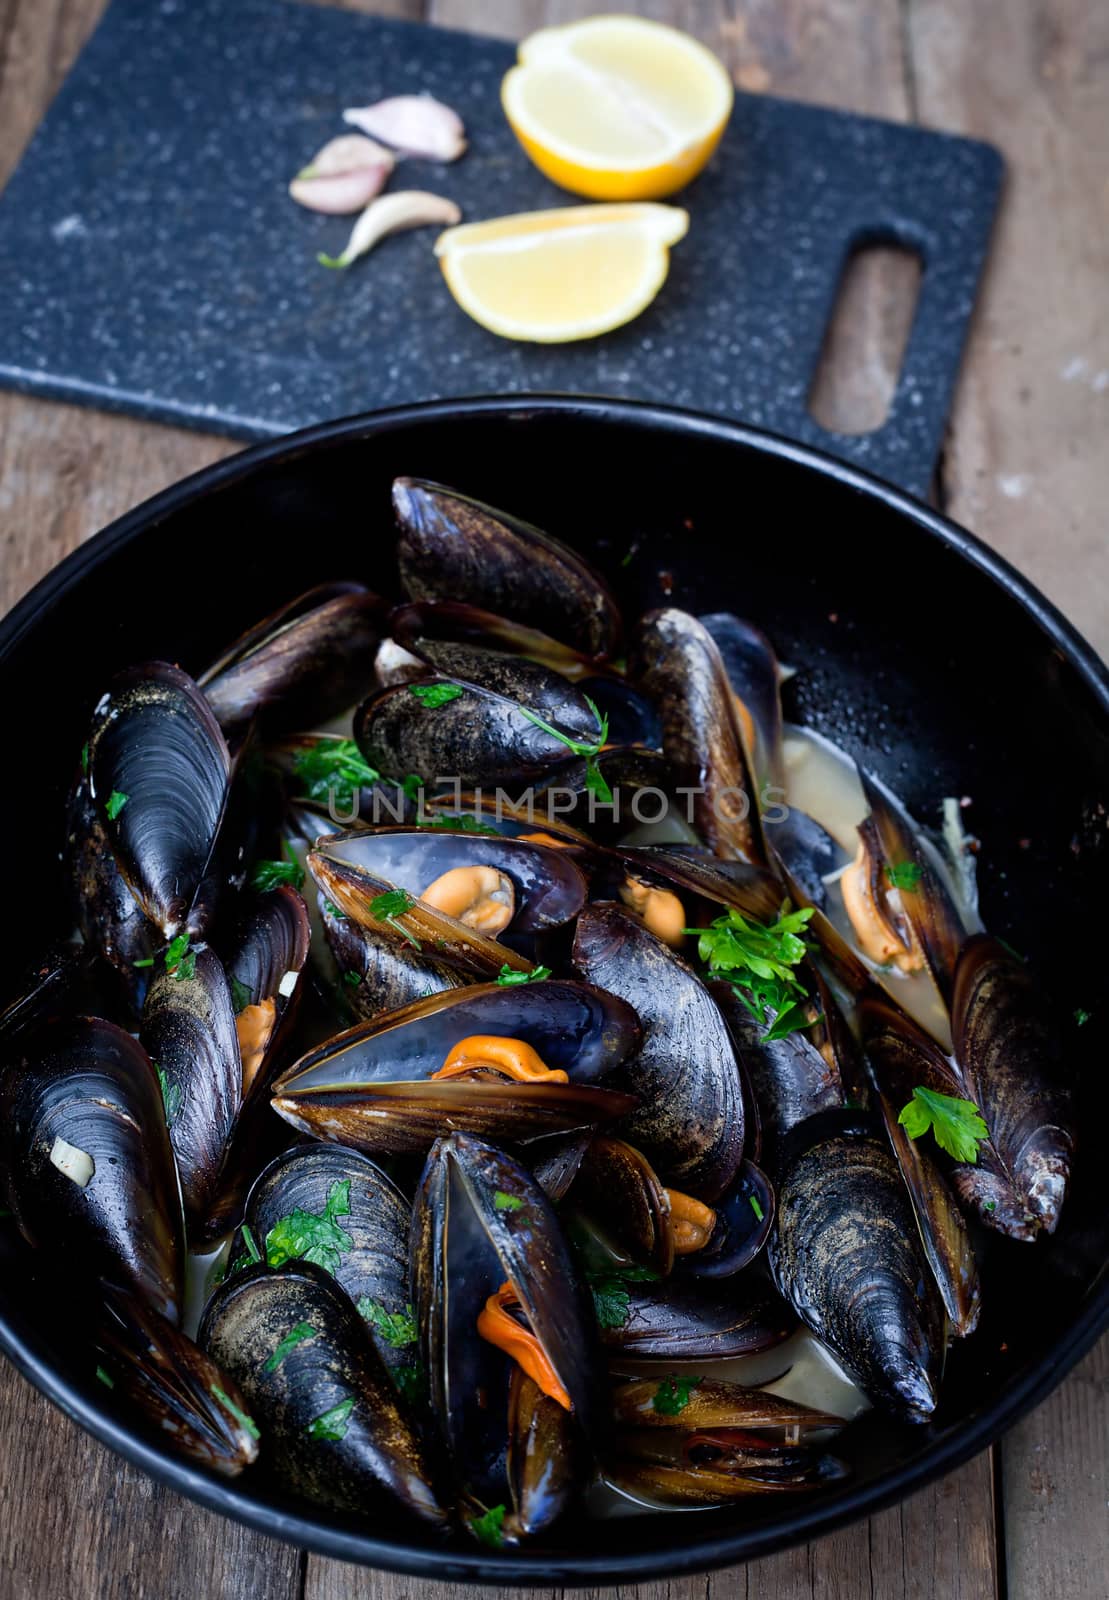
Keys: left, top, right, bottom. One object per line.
{"left": 0, "top": 0, "right": 1104, "bottom": 1597}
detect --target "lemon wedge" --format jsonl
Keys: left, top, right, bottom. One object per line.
{"left": 435, "top": 203, "right": 689, "bottom": 343}
{"left": 501, "top": 15, "right": 734, "bottom": 201}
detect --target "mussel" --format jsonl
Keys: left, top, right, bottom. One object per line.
{"left": 272, "top": 980, "right": 640, "bottom": 1157}
{"left": 572, "top": 903, "right": 745, "bottom": 1202}
{"left": 412, "top": 1133, "right": 601, "bottom": 1542}
{"left": 597, "top": 1275, "right": 794, "bottom": 1361}
{"left": 393, "top": 477, "right": 622, "bottom": 659}
{"left": 199, "top": 582, "right": 385, "bottom": 735}
{"left": 768, "top": 1110, "right": 943, "bottom": 1423}
{"left": 319, "top": 893, "right": 468, "bottom": 1020}
{"left": 200, "top": 1260, "right": 447, "bottom": 1523}
{"left": 0, "top": 1016, "right": 184, "bottom": 1322}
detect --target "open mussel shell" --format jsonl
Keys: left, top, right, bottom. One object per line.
{"left": 200, "top": 1261, "right": 447, "bottom": 1524}
{"left": 96, "top": 1284, "right": 259, "bottom": 1476}
{"left": 533, "top": 748, "right": 683, "bottom": 843}
{"left": 504, "top": 1368, "right": 584, "bottom": 1543}
{"left": 389, "top": 600, "right": 604, "bottom": 683}
{"left": 393, "top": 476, "right": 622, "bottom": 659}
{"left": 199, "top": 582, "right": 385, "bottom": 735}
{"left": 354, "top": 656, "right": 598, "bottom": 794}
{"left": 630, "top": 608, "right": 767, "bottom": 865}
{"left": 81, "top": 661, "right": 231, "bottom": 942}
{"left": 320, "top": 895, "right": 468, "bottom": 1019}
{"left": 572, "top": 903, "right": 745, "bottom": 1203}
{"left": 141, "top": 948, "right": 241, "bottom": 1242}
{"left": 611, "top": 1375, "right": 841, "bottom": 1434}
{"left": 614, "top": 843, "right": 783, "bottom": 927}
{"left": 599, "top": 1276, "right": 794, "bottom": 1361}
{"left": 0, "top": 1016, "right": 185, "bottom": 1322}
{"left": 421, "top": 790, "right": 599, "bottom": 861}
{"left": 607, "top": 1453, "right": 846, "bottom": 1507}
{"left": 699, "top": 614, "right": 785, "bottom": 788}
{"left": 570, "top": 1137, "right": 675, "bottom": 1276}
{"left": 682, "top": 1161, "right": 775, "bottom": 1279}
{"left": 412, "top": 1133, "right": 602, "bottom": 1536}
{"left": 240, "top": 1146, "right": 415, "bottom": 1386}
{"left": 768, "top": 1109, "right": 944, "bottom": 1423}
{"left": 271, "top": 981, "right": 641, "bottom": 1157}
{"left": 952, "top": 934, "right": 1074, "bottom": 1239}
{"left": 0, "top": 944, "right": 110, "bottom": 1047}
{"left": 859, "top": 990, "right": 981, "bottom": 1334}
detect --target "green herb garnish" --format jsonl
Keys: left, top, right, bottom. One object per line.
{"left": 408, "top": 683, "right": 464, "bottom": 709}
{"left": 495, "top": 963, "right": 552, "bottom": 986}
{"left": 898, "top": 1086, "right": 989, "bottom": 1164}
{"left": 211, "top": 1385, "right": 260, "bottom": 1441}
{"left": 265, "top": 1321, "right": 316, "bottom": 1373}
{"left": 423, "top": 813, "right": 499, "bottom": 835}
{"left": 250, "top": 858, "right": 305, "bottom": 893}
{"left": 343, "top": 970, "right": 362, "bottom": 987}
{"left": 105, "top": 790, "right": 129, "bottom": 821}
{"left": 357, "top": 1298, "right": 417, "bottom": 1349}
{"left": 393, "top": 1363, "right": 425, "bottom": 1408}
{"left": 1075, "top": 1008, "right": 1092, "bottom": 1027}
{"left": 292, "top": 738, "right": 379, "bottom": 810}
{"left": 229, "top": 976, "right": 253, "bottom": 1014}
{"left": 226, "top": 1222, "right": 262, "bottom": 1278}
{"left": 518, "top": 698, "right": 612, "bottom": 805}
{"left": 133, "top": 957, "right": 155, "bottom": 968}
{"left": 984, "top": 1199, "right": 997, "bottom": 1213}
{"left": 493, "top": 1191, "right": 524, "bottom": 1212}
{"left": 885, "top": 860, "right": 924, "bottom": 891}
{"left": 590, "top": 1278, "right": 632, "bottom": 1329}
{"left": 469, "top": 1503, "right": 507, "bottom": 1550}
{"left": 164, "top": 932, "right": 190, "bottom": 971}
{"left": 307, "top": 1396, "right": 355, "bottom": 1441}
{"left": 265, "top": 1178, "right": 353, "bottom": 1275}
{"left": 322, "top": 898, "right": 346, "bottom": 919}
{"left": 652, "top": 1375, "right": 702, "bottom": 1416}
{"left": 688, "top": 903, "right": 815, "bottom": 1040}
{"left": 80, "top": 743, "right": 89, "bottom": 775}
{"left": 155, "top": 1063, "right": 182, "bottom": 1126}
{"left": 400, "top": 773, "right": 424, "bottom": 803}
{"left": 95, "top": 1365, "right": 114, "bottom": 1389}
{"left": 368, "top": 888, "right": 421, "bottom": 950}
{"left": 749, "top": 1195, "right": 764, "bottom": 1223}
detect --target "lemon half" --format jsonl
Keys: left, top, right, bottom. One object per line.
{"left": 435, "top": 203, "right": 689, "bottom": 344}
{"left": 502, "top": 15, "right": 734, "bottom": 201}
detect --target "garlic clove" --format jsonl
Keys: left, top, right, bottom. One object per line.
{"left": 290, "top": 134, "right": 395, "bottom": 214}
{"left": 342, "top": 96, "right": 467, "bottom": 163}
{"left": 318, "top": 190, "right": 462, "bottom": 269}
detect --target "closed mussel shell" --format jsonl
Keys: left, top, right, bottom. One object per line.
{"left": 598, "top": 1277, "right": 794, "bottom": 1361}
{"left": 0, "top": 1015, "right": 185, "bottom": 1322}
{"left": 200, "top": 1261, "right": 447, "bottom": 1525}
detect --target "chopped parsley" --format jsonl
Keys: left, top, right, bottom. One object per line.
{"left": 322, "top": 898, "right": 345, "bottom": 920}
{"left": 422, "top": 813, "right": 498, "bottom": 836}
{"left": 587, "top": 1264, "right": 658, "bottom": 1330}
{"left": 393, "top": 1363, "right": 425, "bottom": 1408}
{"left": 408, "top": 682, "right": 464, "bottom": 709}
{"left": 250, "top": 857, "right": 305, "bottom": 893}
{"left": 211, "top": 1385, "right": 260, "bottom": 1441}
{"left": 307, "top": 1395, "right": 355, "bottom": 1441}
{"left": 80, "top": 743, "right": 89, "bottom": 775}
{"left": 343, "top": 970, "right": 363, "bottom": 987}
{"left": 264, "top": 1321, "right": 316, "bottom": 1373}
{"left": 226, "top": 1222, "right": 262, "bottom": 1278}
{"left": 749, "top": 1195, "right": 764, "bottom": 1223}
{"left": 154, "top": 1063, "right": 182, "bottom": 1126}
{"left": 357, "top": 1298, "right": 417, "bottom": 1348}
{"left": 518, "top": 698, "right": 613, "bottom": 805}
{"left": 885, "top": 860, "right": 924, "bottom": 891}
{"left": 292, "top": 738, "right": 378, "bottom": 810}
{"left": 369, "top": 888, "right": 421, "bottom": 950}
{"left": 688, "top": 903, "right": 815, "bottom": 1040}
{"left": 229, "top": 976, "right": 253, "bottom": 1014}
{"left": 493, "top": 1190, "right": 524, "bottom": 1212}
{"left": 898, "top": 1086, "right": 989, "bottom": 1164}
{"left": 469, "top": 1503, "right": 507, "bottom": 1550}
{"left": 95, "top": 1364, "right": 114, "bottom": 1389}
{"left": 1074, "top": 1008, "right": 1092, "bottom": 1027}
{"left": 984, "top": 1199, "right": 997, "bottom": 1213}
{"left": 105, "top": 790, "right": 129, "bottom": 821}
{"left": 495, "top": 963, "right": 551, "bottom": 985}
{"left": 652, "top": 1375, "right": 702, "bottom": 1416}
{"left": 264, "top": 1178, "right": 354, "bottom": 1276}
{"left": 400, "top": 773, "right": 424, "bottom": 803}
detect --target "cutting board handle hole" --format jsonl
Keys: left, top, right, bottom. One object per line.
{"left": 807, "top": 241, "right": 924, "bottom": 436}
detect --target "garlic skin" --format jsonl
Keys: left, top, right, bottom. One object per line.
{"left": 343, "top": 96, "right": 467, "bottom": 162}
{"left": 319, "top": 191, "right": 463, "bottom": 269}
{"left": 290, "top": 134, "right": 395, "bottom": 214}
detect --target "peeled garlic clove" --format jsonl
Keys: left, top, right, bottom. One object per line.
{"left": 290, "top": 134, "right": 395, "bottom": 214}
{"left": 342, "top": 96, "right": 467, "bottom": 162}
{"left": 318, "top": 191, "right": 462, "bottom": 269}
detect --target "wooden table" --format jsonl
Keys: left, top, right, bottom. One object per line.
{"left": 1, "top": 1, "right": 1106, "bottom": 1596}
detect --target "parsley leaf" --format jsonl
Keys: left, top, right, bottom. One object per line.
{"left": 265, "top": 1179, "right": 354, "bottom": 1275}
{"left": 80, "top": 743, "right": 90, "bottom": 775}
{"left": 229, "top": 976, "right": 253, "bottom": 1014}
{"left": 292, "top": 738, "right": 378, "bottom": 810}
{"left": 469, "top": 1503, "right": 507, "bottom": 1550}
{"left": 689, "top": 904, "right": 815, "bottom": 1040}
{"left": 518, "top": 699, "right": 613, "bottom": 805}
{"left": 105, "top": 791, "right": 129, "bottom": 821}
{"left": 493, "top": 1190, "right": 523, "bottom": 1212}
{"left": 1075, "top": 1007, "right": 1092, "bottom": 1027}
{"left": 898, "top": 1086, "right": 989, "bottom": 1164}
{"left": 306, "top": 1395, "right": 355, "bottom": 1441}
{"left": 211, "top": 1385, "right": 260, "bottom": 1441}
{"left": 495, "top": 963, "right": 551, "bottom": 985}
{"left": 154, "top": 1063, "right": 182, "bottom": 1126}
{"left": 652, "top": 1374, "right": 702, "bottom": 1416}
{"left": 408, "top": 682, "right": 464, "bottom": 709}
{"left": 749, "top": 1195, "right": 764, "bottom": 1223}
{"left": 886, "top": 860, "right": 924, "bottom": 891}
{"left": 369, "top": 888, "right": 421, "bottom": 950}
{"left": 590, "top": 1278, "right": 631, "bottom": 1329}
{"left": 250, "top": 858, "right": 305, "bottom": 893}
{"left": 265, "top": 1321, "right": 316, "bottom": 1373}
{"left": 393, "top": 1363, "right": 426, "bottom": 1408}
{"left": 400, "top": 773, "right": 424, "bottom": 803}
{"left": 422, "top": 813, "right": 499, "bottom": 836}
{"left": 95, "top": 1364, "right": 114, "bottom": 1389}
{"left": 357, "top": 1298, "right": 417, "bottom": 1348}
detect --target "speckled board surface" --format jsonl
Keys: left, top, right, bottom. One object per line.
{"left": 0, "top": 0, "right": 1002, "bottom": 495}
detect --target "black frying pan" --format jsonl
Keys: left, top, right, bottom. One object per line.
{"left": 0, "top": 396, "right": 1105, "bottom": 1582}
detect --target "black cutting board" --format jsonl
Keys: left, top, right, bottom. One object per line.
{"left": 0, "top": 0, "right": 1002, "bottom": 496}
